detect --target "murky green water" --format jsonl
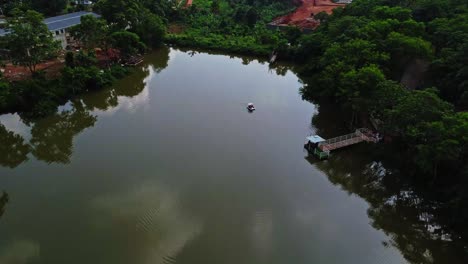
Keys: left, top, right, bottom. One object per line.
{"left": 0, "top": 47, "right": 465, "bottom": 264}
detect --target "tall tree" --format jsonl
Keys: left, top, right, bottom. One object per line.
{"left": 6, "top": 10, "right": 61, "bottom": 74}
{"left": 0, "top": 0, "right": 32, "bottom": 15}
{"left": 0, "top": 80, "right": 10, "bottom": 110}
{"left": 31, "top": 0, "right": 68, "bottom": 16}
{"left": 95, "top": 0, "right": 166, "bottom": 47}
{"left": 95, "top": 0, "right": 142, "bottom": 30}
{"left": 132, "top": 10, "right": 166, "bottom": 47}
{"left": 70, "top": 15, "right": 109, "bottom": 51}
{"left": 111, "top": 31, "right": 146, "bottom": 58}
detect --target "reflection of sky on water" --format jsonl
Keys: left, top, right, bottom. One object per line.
{"left": 0, "top": 48, "right": 457, "bottom": 264}
{"left": 173, "top": 48, "right": 300, "bottom": 112}
{"left": 0, "top": 114, "right": 31, "bottom": 141}
{"left": 0, "top": 63, "right": 156, "bottom": 140}
{"left": 251, "top": 210, "right": 273, "bottom": 259}
{"left": 93, "top": 66, "right": 156, "bottom": 117}
{"left": 92, "top": 181, "right": 202, "bottom": 264}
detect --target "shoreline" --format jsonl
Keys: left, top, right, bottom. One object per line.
{"left": 0, "top": 43, "right": 293, "bottom": 118}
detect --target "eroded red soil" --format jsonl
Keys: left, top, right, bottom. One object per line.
{"left": 272, "top": 0, "right": 345, "bottom": 30}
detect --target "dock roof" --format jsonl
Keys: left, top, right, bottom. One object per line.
{"left": 306, "top": 135, "right": 326, "bottom": 143}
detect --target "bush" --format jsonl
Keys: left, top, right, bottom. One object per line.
{"left": 0, "top": 81, "right": 12, "bottom": 111}
{"left": 109, "top": 65, "right": 130, "bottom": 78}
{"left": 111, "top": 31, "right": 146, "bottom": 58}
{"left": 65, "top": 52, "right": 75, "bottom": 68}
{"left": 75, "top": 51, "right": 98, "bottom": 67}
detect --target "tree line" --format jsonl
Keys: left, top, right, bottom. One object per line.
{"left": 166, "top": 0, "right": 298, "bottom": 56}
{"left": 0, "top": 0, "right": 167, "bottom": 117}
{"left": 1, "top": 0, "right": 75, "bottom": 16}
{"left": 293, "top": 0, "right": 468, "bottom": 239}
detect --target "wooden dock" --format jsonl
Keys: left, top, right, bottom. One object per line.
{"left": 305, "top": 128, "right": 378, "bottom": 159}
{"left": 124, "top": 55, "right": 144, "bottom": 66}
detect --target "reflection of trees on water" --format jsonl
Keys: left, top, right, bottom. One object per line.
{"left": 311, "top": 102, "right": 351, "bottom": 137}
{"left": 81, "top": 88, "right": 119, "bottom": 112}
{"left": 307, "top": 146, "right": 467, "bottom": 263}
{"left": 28, "top": 103, "right": 97, "bottom": 164}
{"left": 0, "top": 47, "right": 171, "bottom": 168}
{"left": 147, "top": 46, "right": 170, "bottom": 73}
{"left": 112, "top": 66, "right": 150, "bottom": 98}
{"left": 242, "top": 57, "right": 255, "bottom": 65}
{"left": 80, "top": 46, "right": 170, "bottom": 112}
{"left": 0, "top": 124, "right": 30, "bottom": 168}
{"left": 173, "top": 46, "right": 293, "bottom": 76}
{"left": 0, "top": 191, "right": 9, "bottom": 220}
{"left": 268, "top": 63, "right": 289, "bottom": 76}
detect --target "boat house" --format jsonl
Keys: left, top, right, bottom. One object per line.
{"left": 304, "top": 128, "right": 379, "bottom": 159}
{"left": 0, "top": 11, "right": 101, "bottom": 49}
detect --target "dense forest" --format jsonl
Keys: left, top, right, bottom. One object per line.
{"left": 0, "top": 0, "right": 467, "bottom": 249}
{"left": 0, "top": 0, "right": 71, "bottom": 16}
{"left": 166, "top": 0, "right": 298, "bottom": 55}
{"left": 293, "top": 0, "right": 468, "bottom": 238}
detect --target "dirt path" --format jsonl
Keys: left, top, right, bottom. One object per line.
{"left": 272, "top": 0, "right": 345, "bottom": 30}
{"left": 1, "top": 49, "right": 120, "bottom": 82}
{"left": 2, "top": 59, "right": 64, "bottom": 81}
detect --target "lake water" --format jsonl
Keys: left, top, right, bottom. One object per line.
{"left": 0, "top": 47, "right": 464, "bottom": 264}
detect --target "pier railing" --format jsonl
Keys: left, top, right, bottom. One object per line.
{"left": 318, "top": 128, "right": 378, "bottom": 152}
{"left": 355, "top": 128, "right": 379, "bottom": 143}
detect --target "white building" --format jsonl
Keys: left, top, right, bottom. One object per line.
{"left": 0, "top": 11, "right": 101, "bottom": 49}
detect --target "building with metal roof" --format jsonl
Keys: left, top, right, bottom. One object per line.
{"left": 44, "top": 11, "right": 99, "bottom": 32}
{"left": 0, "top": 11, "right": 101, "bottom": 49}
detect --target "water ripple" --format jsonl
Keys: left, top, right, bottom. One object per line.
{"left": 93, "top": 181, "right": 202, "bottom": 264}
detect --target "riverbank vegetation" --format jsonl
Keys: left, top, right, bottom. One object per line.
{"left": 0, "top": 11, "right": 130, "bottom": 116}
{"left": 0, "top": 0, "right": 68, "bottom": 16}
{"left": 0, "top": 0, "right": 167, "bottom": 117}
{"left": 294, "top": 0, "right": 468, "bottom": 238}
{"left": 166, "top": 0, "right": 297, "bottom": 56}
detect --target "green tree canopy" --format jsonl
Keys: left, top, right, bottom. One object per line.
{"left": 31, "top": 0, "right": 68, "bottom": 16}
{"left": 132, "top": 10, "right": 166, "bottom": 47}
{"left": 6, "top": 10, "right": 61, "bottom": 74}
{"left": 70, "top": 15, "right": 109, "bottom": 51}
{"left": 95, "top": 0, "right": 143, "bottom": 30}
{"left": 111, "top": 31, "right": 146, "bottom": 57}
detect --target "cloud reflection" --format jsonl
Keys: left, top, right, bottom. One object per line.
{"left": 93, "top": 181, "right": 202, "bottom": 264}
{"left": 94, "top": 65, "right": 155, "bottom": 117}
{"left": 0, "top": 240, "right": 40, "bottom": 264}
{"left": 251, "top": 210, "right": 273, "bottom": 258}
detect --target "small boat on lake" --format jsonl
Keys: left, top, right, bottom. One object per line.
{"left": 247, "top": 103, "right": 256, "bottom": 111}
